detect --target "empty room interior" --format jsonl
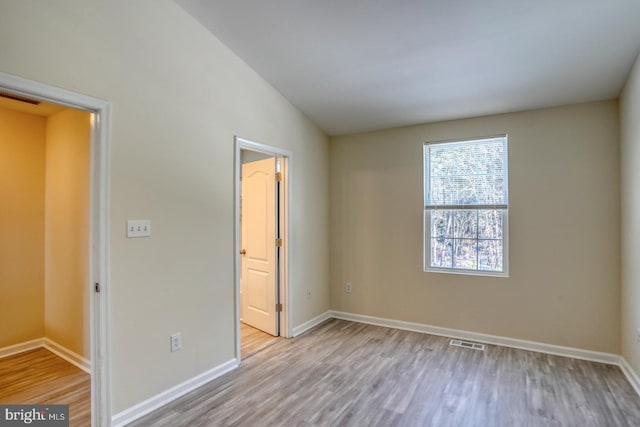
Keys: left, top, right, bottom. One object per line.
{"left": 1, "top": 0, "right": 640, "bottom": 426}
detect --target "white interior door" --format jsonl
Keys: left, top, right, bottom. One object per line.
{"left": 241, "top": 157, "right": 278, "bottom": 336}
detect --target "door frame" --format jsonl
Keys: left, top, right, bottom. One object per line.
{"left": 0, "top": 72, "right": 112, "bottom": 427}
{"left": 234, "top": 137, "right": 292, "bottom": 360}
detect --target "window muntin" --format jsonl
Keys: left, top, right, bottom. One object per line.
{"left": 424, "top": 136, "right": 508, "bottom": 275}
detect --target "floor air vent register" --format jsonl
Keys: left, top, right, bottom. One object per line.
{"left": 449, "top": 339, "right": 485, "bottom": 351}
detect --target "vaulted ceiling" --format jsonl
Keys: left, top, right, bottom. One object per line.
{"left": 176, "top": 0, "right": 640, "bottom": 135}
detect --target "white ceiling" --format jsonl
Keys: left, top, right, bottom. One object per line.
{"left": 176, "top": 0, "right": 640, "bottom": 136}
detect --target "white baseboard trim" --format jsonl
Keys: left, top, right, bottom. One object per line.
{"left": 327, "top": 311, "right": 640, "bottom": 397}
{"left": 292, "top": 310, "right": 332, "bottom": 337}
{"left": 0, "top": 338, "right": 91, "bottom": 374}
{"left": 619, "top": 357, "right": 640, "bottom": 397}
{"left": 329, "top": 310, "right": 621, "bottom": 365}
{"left": 0, "top": 338, "right": 44, "bottom": 359}
{"left": 112, "top": 358, "right": 239, "bottom": 427}
{"left": 43, "top": 338, "right": 91, "bottom": 374}
{"left": 330, "top": 311, "right": 640, "bottom": 396}
{"left": 106, "top": 311, "right": 640, "bottom": 427}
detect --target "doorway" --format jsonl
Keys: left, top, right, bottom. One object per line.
{"left": 0, "top": 98, "right": 91, "bottom": 425}
{"left": 234, "top": 137, "right": 291, "bottom": 361}
{"left": 0, "top": 72, "right": 111, "bottom": 427}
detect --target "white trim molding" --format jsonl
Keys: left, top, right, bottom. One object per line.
{"left": 619, "top": 358, "right": 640, "bottom": 397}
{"left": 0, "top": 338, "right": 90, "bottom": 374}
{"left": 109, "top": 310, "right": 640, "bottom": 426}
{"left": 43, "top": 338, "right": 91, "bottom": 374}
{"left": 330, "top": 311, "right": 620, "bottom": 365}
{"left": 111, "top": 359, "right": 239, "bottom": 427}
{"left": 328, "top": 310, "right": 640, "bottom": 397}
{"left": 292, "top": 311, "right": 332, "bottom": 337}
{"left": 0, "top": 339, "right": 44, "bottom": 359}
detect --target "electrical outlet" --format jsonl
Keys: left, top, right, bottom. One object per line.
{"left": 170, "top": 332, "right": 182, "bottom": 352}
{"left": 345, "top": 282, "right": 352, "bottom": 293}
{"left": 636, "top": 328, "right": 640, "bottom": 344}
{"left": 307, "top": 289, "right": 312, "bottom": 299}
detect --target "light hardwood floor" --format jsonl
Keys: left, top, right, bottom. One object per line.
{"left": 0, "top": 348, "right": 90, "bottom": 427}
{"left": 130, "top": 319, "right": 640, "bottom": 426}
{"left": 240, "top": 322, "right": 280, "bottom": 359}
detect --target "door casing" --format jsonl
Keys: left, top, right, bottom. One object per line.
{"left": 234, "top": 137, "right": 291, "bottom": 360}
{"left": 0, "top": 71, "right": 112, "bottom": 427}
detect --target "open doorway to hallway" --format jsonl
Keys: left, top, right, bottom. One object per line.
{"left": 235, "top": 138, "right": 292, "bottom": 361}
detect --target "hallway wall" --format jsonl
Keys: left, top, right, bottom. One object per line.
{"left": 0, "top": 106, "right": 46, "bottom": 348}
{"left": 45, "top": 108, "right": 91, "bottom": 359}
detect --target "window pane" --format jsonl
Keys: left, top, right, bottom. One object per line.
{"left": 431, "top": 238, "right": 453, "bottom": 268}
{"left": 453, "top": 210, "right": 477, "bottom": 239}
{"left": 431, "top": 210, "right": 453, "bottom": 238}
{"left": 453, "top": 239, "right": 477, "bottom": 269}
{"left": 475, "top": 175, "right": 505, "bottom": 204}
{"left": 429, "top": 177, "right": 455, "bottom": 205}
{"left": 478, "top": 239, "right": 503, "bottom": 272}
{"left": 426, "top": 138, "right": 507, "bottom": 206}
{"left": 477, "top": 209, "right": 504, "bottom": 239}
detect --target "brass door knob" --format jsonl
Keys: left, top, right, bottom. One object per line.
{"left": 240, "top": 249, "right": 247, "bottom": 255}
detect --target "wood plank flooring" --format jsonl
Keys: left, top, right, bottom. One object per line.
{"left": 240, "top": 322, "right": 280, "bottom": 359}
{"left": 129, "top": 319, "right": 640, "bottom": 426}
{"left": 0, "top": 348, "right": 90, "bottom": 427}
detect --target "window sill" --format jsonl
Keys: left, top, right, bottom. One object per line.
{"left": 424, "top": 267, "right": 509, "bottom": 278}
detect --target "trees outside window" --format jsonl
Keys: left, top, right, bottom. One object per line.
{"left": 424, "top": 136, "right": 508, "bottom": 275}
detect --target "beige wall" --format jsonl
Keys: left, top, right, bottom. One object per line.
{"left": 330, "top": 101, "right": 620, "bottom": 353}
{"left": 0, "top": 0, "right": 330, "bottom": 413}
{"left": 45, "top": 109, "right": 91, "bottom": 359}
{"left": 0, "top": 107, "right": 45, "bottom": 348}
{"left": 621, "top": 53, "right": 640, "bottom": 373}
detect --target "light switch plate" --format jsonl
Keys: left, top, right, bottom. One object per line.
{"left": 127, "top": 219, "right": 151, "bottom": 238}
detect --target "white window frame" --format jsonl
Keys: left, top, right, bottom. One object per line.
{"left": 423, "top": 135, "right": 509, "bottom": 277}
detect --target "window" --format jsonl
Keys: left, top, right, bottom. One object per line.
{"left": 423, "top": 135, "right": 508, "bottom": 276}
